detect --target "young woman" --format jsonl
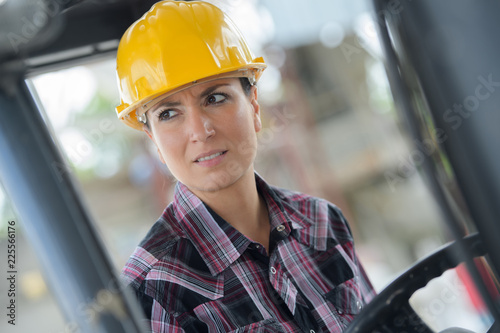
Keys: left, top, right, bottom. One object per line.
{"left": 117, "top": 1, "right": 374, "bottom": 332}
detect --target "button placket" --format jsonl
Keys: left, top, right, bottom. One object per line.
{"left": 269, "top": 252, "right": 278, "bottom": 278}
{"left": 269, "top": 260, "right": 299, "bottom": 317}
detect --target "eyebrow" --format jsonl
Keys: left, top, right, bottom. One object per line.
{"left": 199, "top": 83, "right": 231, "bottom": 98}
{"left": 150, "top": 100, "right": 181, "bottom": 112}
{"left": 150, "top": 83, "right": 232, "bottom": 113}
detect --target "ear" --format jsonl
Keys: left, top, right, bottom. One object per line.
{"left": 144, "top": 126, "right": 166, "bottom": 165}
{"left": 249, "top": 86, "right": 262, "bottom": 133}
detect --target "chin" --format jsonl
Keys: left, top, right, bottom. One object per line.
{"left": 189, "top": 171, "right": 242, "bottom": 193}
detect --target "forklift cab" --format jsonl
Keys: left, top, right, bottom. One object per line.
{"left": 1, "top": 1, "right": 500, "bottom": 332}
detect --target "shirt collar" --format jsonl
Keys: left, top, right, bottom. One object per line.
{"left": 172, "top": 181, "right": 245, "bottom": 276}
{"left": 256, "top": 174, "right": 332, "bottom": 252}
{"left": 171, "top": 173, "right": 318, "bottom": 276}
{"left": 255, "top": 174, "right": 309, "bottom": 233}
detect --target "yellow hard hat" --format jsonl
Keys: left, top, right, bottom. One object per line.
{"left": 115, "top": 0, "right": 267, "bottom": 130}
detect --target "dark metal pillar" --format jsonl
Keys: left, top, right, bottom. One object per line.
{"left": 0, "top": 70, "right": 146, "bottom": 332}
{"left": 373, "top": 0, "right": 500, "bottom": 323}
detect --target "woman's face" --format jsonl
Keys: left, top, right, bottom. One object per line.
{"left": 145, "top": 78, "right": 262, "bottom": 193}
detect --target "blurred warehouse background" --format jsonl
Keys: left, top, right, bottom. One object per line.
{"left": 0, "top": 0, "right": 492, "bottom": 332}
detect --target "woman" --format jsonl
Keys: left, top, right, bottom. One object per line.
{"left": 117, "top": 1, "right": 374, "bottom": 332}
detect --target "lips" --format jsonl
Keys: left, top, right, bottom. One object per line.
{"left": 194, "top": 150, "right": 228, "bottom": 163}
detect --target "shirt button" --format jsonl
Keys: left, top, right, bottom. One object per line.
{"left": 310, "top": 330, "right": 316, "bottom": 333}
{"left": 276, "top": 224, "right": 285, "bottom": 232}
{"left": 254, "top": 244, "right": 261, "bottom": 249}
{"left": 270, "top": 267, "right": 277, "bottom": 274}
{"left": 356, "top": 300, "right": 363, "bottom": 310}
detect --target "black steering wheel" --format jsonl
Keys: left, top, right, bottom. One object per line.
{"left": 344, "top": 233, "right": 489, "bottom": 333}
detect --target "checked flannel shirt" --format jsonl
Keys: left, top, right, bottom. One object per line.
{"left": 121, "top": 173, "right": 375, "bottom": 332}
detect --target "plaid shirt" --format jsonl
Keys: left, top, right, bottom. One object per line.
{"left": 121, "top": 173, "right": 375, "bottom": 332}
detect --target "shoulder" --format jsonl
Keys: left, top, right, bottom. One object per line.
{"left": 268, "top": 183, "right": 318, "bottom": 208}
{"left": 120, "top": 204, "right": 183, "bottom": 288}
{"left": 270, "top": 184, "right": 353, "bottom": 242}
{"left": 271, "top": 184, "right": 346, "bottom": 221}
{"left": 121, "top": 203, "right": 221, "bottom": 315}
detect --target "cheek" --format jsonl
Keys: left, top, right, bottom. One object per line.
{"left": 229, "top": 111, "right": 257, "bottom": 143}
{"left": 229, "top": 110, "right": 259, "bottom": 157}
{"left": 235, "top": 105, "right": 258, "bottom": 133}
{"left": 154, "top": 133, "right": 184, "bottom": 167}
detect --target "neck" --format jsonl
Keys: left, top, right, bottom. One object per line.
{"left": 193, "top": 170, "right": 270, "bottom": 250}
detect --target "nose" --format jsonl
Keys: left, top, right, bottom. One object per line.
{"left": 188, "top": 108, "right": 215, "bottom": 142}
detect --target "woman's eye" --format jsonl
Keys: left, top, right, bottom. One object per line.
{"left": 158, "top": 109, "right": 178, "bottom": 121}
{"left": 207, "top": 93, "right": 226, "bottom": 105}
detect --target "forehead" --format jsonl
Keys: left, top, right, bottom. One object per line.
{"left": 145, "top": 78, "right": 242, "bottom": 115}
{"left": 156, "top": 77, "right": 241, "bottom": 105}
{"left": 187, "top": 77, "right": 241, "bottom": 94}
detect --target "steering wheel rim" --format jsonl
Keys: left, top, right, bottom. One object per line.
{"left": 345, "top": 233, "right": 486, "bottom": 333}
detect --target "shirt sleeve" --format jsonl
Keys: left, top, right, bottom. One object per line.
{"left": 356, "top": 255, "right": 377, "bottom": 304}
{"left": 328, "top": 203, "right": 377, "bottom": 304}
{"left": 149, "top": 297, "right": 186, "bottom": 333}
{"left": 131, "top": 285, "right": 185, "bottom": 333}
{"left": 122, "top": 261, "right": 186, "bottom": 333}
